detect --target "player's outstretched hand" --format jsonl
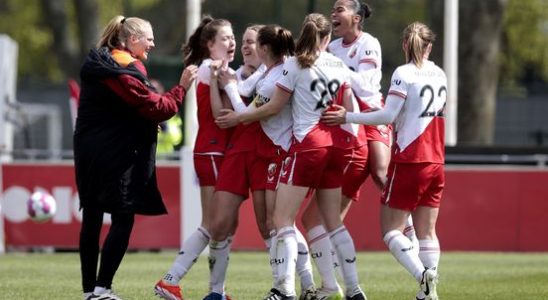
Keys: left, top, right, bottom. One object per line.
{"left": 179, "top": 65, "right": 198, "bottom": 90}
{"left": 321, "top": 104, "right": 347, "bottom": 126}
{"left": 215, "top": 108, "right": 239, "bottom": 128}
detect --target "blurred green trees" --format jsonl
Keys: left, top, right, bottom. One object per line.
{"left": 0, "top": 0, "right": 546, "bottom": 145}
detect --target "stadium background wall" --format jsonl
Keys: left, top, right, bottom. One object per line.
{"left": 1, "top": 163, "right": 547, "bottom": 252}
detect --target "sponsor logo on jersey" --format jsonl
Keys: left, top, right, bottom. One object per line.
{"left": 393, "top": 79, "right": 402, "bottom": 86}
{"left": 283, "top": 70, "right": 288, "bottom": 76}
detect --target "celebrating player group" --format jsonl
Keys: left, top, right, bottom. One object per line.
{"left": 75, "top": 0, "right": 447, "bottom": 300}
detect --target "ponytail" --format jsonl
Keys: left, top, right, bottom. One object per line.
{"left": 277, "top": 27, "right": 295, "bottom": 57}
{"left": 258, "top": 24, "right": 295, "bottom": 59}
{"left": 343, "top": 1, "right": 372, "bottom": 30}
{"left": 182, "top": 15, "right": 232, "bottom": 66}
{"left": 183, "top": 16, "right": 214, "bottom": 66}
{"left": 96, "top": 15, "right": 151, "bottom": 50}
{"left": 295, "top": 13, "right": 331, "bottom": 68}
{"left": 402, "top": 22, "right": 436, "bottom": 67}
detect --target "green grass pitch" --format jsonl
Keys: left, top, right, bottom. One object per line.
{"left": 1, "top": 251, "right": 547, "bottom": 299}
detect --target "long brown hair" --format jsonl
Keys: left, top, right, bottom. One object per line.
{"left": 96, "top": 15, "right": 151, "bottom": 50}
{"left": 258, "top": 24, "right": 295, "bottom": 59}
{"left": 403, "top": 22, "right": 436, "bottom": 68}
{"left": 182, "top": 15, "right": 232, "bottom": 66}
{"left": 295, "top": 13, "right": 331, "bottom": 68}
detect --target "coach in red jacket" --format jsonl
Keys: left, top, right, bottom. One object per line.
{"left": 74, "top": 15, "right": 197, "bottom": 300}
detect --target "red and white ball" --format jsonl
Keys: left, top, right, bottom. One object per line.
{"left": 27, "top": 192, "right": 56, "bottom": 222}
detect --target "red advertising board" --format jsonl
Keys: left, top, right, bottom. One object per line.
{"left": 2, "top": 163, "right": 548, "bottom": 251}
{"left": 1, "top": 163, "right": 180, "bottom": 249}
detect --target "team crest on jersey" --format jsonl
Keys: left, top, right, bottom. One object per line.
{"left": 267, "top": 163, "right": 277, "bottom": 183}
{"left": 280, "top": 156, "right": 292, "bottom": 178}
{"left": 283, "top": 156, "right": 292, "bottom": 166}
{"left": 347, "top": 44, "right": 358, "bottom": 59}
{"left": 349, "top": 48, "right": 357, "bottom": 59}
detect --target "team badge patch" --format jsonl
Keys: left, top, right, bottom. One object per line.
{"left": 267, "top": 163, "right": 277, "bottom": 183}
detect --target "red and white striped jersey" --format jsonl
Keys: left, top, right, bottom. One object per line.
{"left": 388, "top": 60, "right": 447, "bottom": 163}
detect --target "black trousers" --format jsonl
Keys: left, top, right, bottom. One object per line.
{"left": 79, "top": 207, "right": 135, "bottom": 293}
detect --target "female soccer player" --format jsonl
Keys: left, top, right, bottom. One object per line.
{"left": 329, "top": 0, "right": 388, "bottom": 189}
{"left": 154, "top": 15, "right": 236, "bottom": 300}
{"left": 232, "top": 14, "right": 367, "bottom": 300}
{"left": 76, "top": 15, "right": 197, "bottom": 300}
{"left": 322, "top": 21, "right": 446, "bottom": 300}
{"left": 328, "top": 0, "right": 420, "bottom": 262}
{"left": 300, "top": 1, "right": 376, "bottom": 293}
{"left": 212, "top": 24, "right": 316, "bottom": 300}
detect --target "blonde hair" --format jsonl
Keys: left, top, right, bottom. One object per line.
{"left": 96, "top": 15, "right": 151, "bottom": 49}
{"left": 295, "top": 13, "right": 331, "bottom": 68}
{"left": 402, "top": 22, "right": 436, "bottom": 67}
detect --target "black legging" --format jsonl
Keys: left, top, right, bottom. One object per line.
{"left": 80, "top": 207, "right": 135, "bottom": 293}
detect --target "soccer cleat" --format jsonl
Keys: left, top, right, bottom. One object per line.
{"left": 420, "top": 269, "right": 439, "bottom": 300}
{"left": 262, "top": 288, "right": 296, "bottom": 300}
{"left": 344, "top": 286, "right": 367, "bottom": 300}
{"left": 154, "top": 280, "right": 183, "bottom": 300}
{"left": 299, "top": 286, "right": 317, "bottom": 300}
{"left": 85, "top": 290, "right": 122, "bottom": 300}
{"left": 316, "top": 286, "right": 343, "bottom": 300}
{"left": 415, "top": 289, "right": 426, "bottom": 300}
{"left": 202, "top": 292, "right": 232, "bottom": 300}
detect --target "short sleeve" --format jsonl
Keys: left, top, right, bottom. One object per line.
{"left": 387, "top": 67, "right": 409, "bottom": 100}
{"left": 358, "top": 37, "right": 381, "bottom": 68}
{"left": 276, "top": 57, "right": 299, "bottom": 93}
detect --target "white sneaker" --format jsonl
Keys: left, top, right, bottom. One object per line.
{"left": 420, "top": 269, "right": 438, "bottom": 300}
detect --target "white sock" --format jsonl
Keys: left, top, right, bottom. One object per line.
{"left": 403, "top": 217, "right": 420, "bottom": 256}
{"left": 329, "top": 226, "right": 360, "bottom": 295}
{"left": 165, "top": 226, "right": 210, "bottom": 284}
{"left": 418, "top": 239, "right": 440, "bottom": 273}
{"left": 332, "top": 244, "right": 343, "bottom": 280}
{"left": 268, "top": 230, "right": 279, "bottom": 287}
{"left": 295, "top": 227, "right": 314, "bottom": 290}
{"left": 208, "top": 238, "right": 231, "bottom": 294}
{"left": 92, "top": 286, "right": 107, "bottom": 295}
{"left": 276, "top": 226, "right": 298, "bottom": 296}
{"left": 383, "top": 230, "right": 425, "bottom": 282}
{"left": 308, "top": 225, "right": 338, "bottom": 290}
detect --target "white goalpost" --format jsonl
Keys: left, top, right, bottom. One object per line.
{"left": 0, "top": 34, "right": 19, "bottom": 254}
{"left": 444, "top": 0, "right": 459, "bottom": 146}
{"left": 180, "top": 0, "right": 203, "bottom": 250}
